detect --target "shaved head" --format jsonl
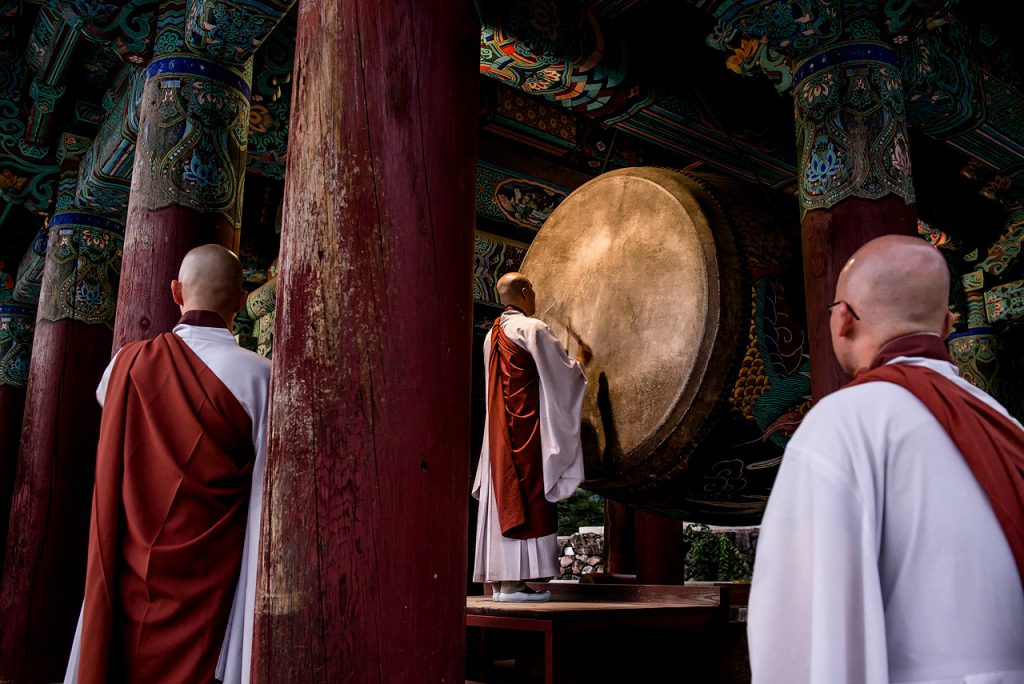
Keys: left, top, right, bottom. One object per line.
{"left": 496, "top": 272, "right": 536, "bottom": 316}
{"left": 830, "top": 235, "right": 953, "bottom": 373}
{"left": 171, "top": 244, "right": 247, "bottom": 325}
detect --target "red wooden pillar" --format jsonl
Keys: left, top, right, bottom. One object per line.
{"left": 113, "top": 26, "right": 248, "bottom": 346}
{"left": 605, "top": 501, "right": 685, "bottom": 583}
{"left": 605, "top": 499, "right": 636, "bottom": 575}
{"left": 792, "top": 42, "right": 918, "bottom": 399}
{"left": 0, "top": 298, "right": 35, "bottom": 557}
{"left": 0, "top": 231, "right": 46, "bottom": 562}
{"left": 0, "top": 206, "right": 124, "bottom": 682}
{"left": 252, "top": 0, "right": 477, "bottom": 680}
{"left": 113, "top": 0, "right": 294, "bottom": 347}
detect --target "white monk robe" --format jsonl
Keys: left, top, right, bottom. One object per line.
{"left": 64, "top": 322, "right": 271, "bottom": 684}
{"left": 749, "top": 356, "right": 1024, "bottom": 684}
{"left": 472, "top": 308, "right": 587, "bottom": 582}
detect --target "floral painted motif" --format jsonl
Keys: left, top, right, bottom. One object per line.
{"left": 75, "top": 65, "right": 145, "bottom": 217}
{"left": 494, "top": 179, "right": 567, "bottom": 230}
{"left": 13, "top": 226, "right": 48, "bottom": 306}
{"left": 232, "top": 307, "right": 257, "bottom": 352}
{"left": 245, "top": 275, "right": 276, "bottom": 359}
{"left": 128, "top": 2, "right": 292, "bottom": 224}
{"left": 141, "top": 59, "right": 250, "bottom": 224}
{"left": 804, "top": 134, "right": 845, "bottom": 187}
{"left": 705, "top": 0, "right": 842, "bottom": 53}
{"left": 898, "top": 17, "right": 982, "bottom": 138}
{"left": 794, "top": 42, "right": 915, "bottom": 213}
{"left": 984, "top": 279, "right": 1024, "bottom": 324}
{"left": 710, "top": 27, "right": 794, "bottom": 92}
{"left": 0, "top": 261, "right": 35, "bottom": 388}
{"left": 38, "top": 213, "right": 124, "bottom": 328}
{"left": 185, "top": 0, "right": 294, "bottom": 64}
{"left": 946, "top": 330, "right": 1020, "bottom": 416}
{"left": 0, "top": 304, "right": 35, "bottom": 388}
{"left": 181, "top": 141, "right": 230, "bottom": 200}
{"left": 479, "top": 1, "right": 648, "bottom": 121}
{"left": 474, "top": 231, "right": 528, "bottom": 305}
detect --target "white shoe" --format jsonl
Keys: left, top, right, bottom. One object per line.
{"left": 490, "top": 592, "right": 504, "bottom": 602}
{"left": 497, "top": 590, "right": 551, "bottom": 603}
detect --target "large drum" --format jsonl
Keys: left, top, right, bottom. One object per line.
{"left": 522, "top": 168, "right": 810, "bottom": 525}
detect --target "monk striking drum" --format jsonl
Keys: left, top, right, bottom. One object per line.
{"left": 472, "top": 272, "right": 589, "bottom": 602}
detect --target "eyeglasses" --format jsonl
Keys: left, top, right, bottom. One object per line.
{"left": 827, "top": 300, "right": 860, "bottom": 320}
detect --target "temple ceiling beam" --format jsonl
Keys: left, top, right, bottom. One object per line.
{"left": 478, "top": 0, "right": 797, "bottom": 188}
{"left": 184, "top": 0, "right": 295, "bottom": 64}
{"left": 694, "top": 1, "right": 1024, "bottom": 181}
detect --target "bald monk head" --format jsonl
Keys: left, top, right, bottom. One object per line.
{"left": 170, "top": 244, "right": 248, "bottom": 326}
{"left": 497, "top": 272, "right": 537, "bottom": 316}
{"left": 830, "top": 235, "right": 954, "bottom": 375}
{"left": 496, "top": 271, "right": 592, "bottom": 365}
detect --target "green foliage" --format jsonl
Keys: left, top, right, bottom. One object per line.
{"left": 682, "top": 524, "right": 752, "bottom": 581}
{"left": 557, "top": 488, "right": 604, "bottom": 535}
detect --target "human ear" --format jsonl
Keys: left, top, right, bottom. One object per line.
{"left": 170, "top": 280, "right": 184, "bottom": 306}
{"left": 836, "top": 307, "right": 857, "bottom": 339}
{"left": 942, "top": 309, "right": 955, "bottom": 338}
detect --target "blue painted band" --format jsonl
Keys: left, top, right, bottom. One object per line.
{"left": 0, "top": 303, "right": 36, "bottom": 317}
{"left": 794, "top": 41, "right": 899, "bottom": 85}
{"left": 947, "top": 327, "right": 996, "bottom": 340}
{"left": 147, "top": 56, "right": 251, "bottom": 100}
{"left": 50, "top": 211, "right": 126, "bottom": 235}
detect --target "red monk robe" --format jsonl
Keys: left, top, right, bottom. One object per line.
{"left": 749, "top": 332, "right": 1024, "bottom": 684}
{"left": 77, "top": 326, "right": 254, "bottom": 684}
{"left": 487, "top": 316, "right": 558, "bottom": 539}
{"left": 848, "top": 333, "right": 1024, "bottom": 585}
{"left": 472, "top": 306, "right": 586, "bottom": 584}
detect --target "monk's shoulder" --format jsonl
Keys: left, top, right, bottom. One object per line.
{"left": 174, "top": 329, "right": 271, "bottom": 384}
{"left": 508, "top": 314, "right": 549, "bottom": 337}
{"left": 792, "top": 380, "right": 932, "bottom": 453}
{"left": 222, "top": 343, "right": 272, "bottom": 379}
{"left": 111, "top": 338, "right": 153, "bottom": 366}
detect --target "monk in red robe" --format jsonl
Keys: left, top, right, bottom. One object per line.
{"left": 749, "top": 236, "right": 1024, "bottom": 683}
{"left": 69, "top": 245, "right": 271, "bottom": 684}
{"left": 471, "top": 272, "right": 591, "bottom": 602}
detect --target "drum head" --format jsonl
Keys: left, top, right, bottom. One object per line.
{"left": 522, "top": 168, "right": 741, "bottom": 487}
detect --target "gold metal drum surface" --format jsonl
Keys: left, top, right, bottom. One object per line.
{"left": 521, "top": 167, "right": 810, "bottom": 525}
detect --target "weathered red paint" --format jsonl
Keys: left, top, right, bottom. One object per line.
{"left": 0, "top": 385, "right": 26, "bottom": 559}
{"left": 634, "top": 509, "right": 685, "bottom": 584}
{"left": 113, "top": 205, "right": 237, "bottom": 349}
{"left": 802, "top": 196, "right": 918, "bottom": 399}
{"left": 252, "top": 0, "right": 478, "bottom": 680}
{"left": 604, "top": 500, "right": 685, "bottom": 583}
{"left": 605, "top": 499, "right": 636, "bottom": 575}
{"left": 0, "top": 320, "right": 112, "bottom": 683}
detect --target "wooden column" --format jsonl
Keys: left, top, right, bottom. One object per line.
{"left": 0, "top": 207, "right": 124, "bottom": 682}
{"left": 605, "top": 499, "right": 636, "bottom": 575}
{"left": 605, "top": 501, "right": 685, "bottom": 583}
{"left": 0, "top": 230, "right": 47, "bottom": 559}
{"left": 793, "top": 42, "right": 918, "bottom": 399}
{"left": 252, "top": 0, "right": 477, "bottom": 679}
{"left": 113, "top": 0, "right": 294, "bottom": 347}
{"left": 0, "top": 299, "right": 34, "bottom": 558}
{"left": 113, "top": 46, "right": 249, "bottom": 346}
{"left": 634, "top": 509, "right": 685, "bottom": 584}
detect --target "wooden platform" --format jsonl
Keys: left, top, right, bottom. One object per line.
{"left": 466, "top": 584, "right": 728, "bottom": 684}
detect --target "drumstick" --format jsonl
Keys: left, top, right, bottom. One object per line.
{"left": 538, "top": 308, "right": 586, "bottom": 349}
{"left": 551, "top": 315, "right": 583, "bottom": 345}
{"left": 565, "top": 317, "right": 581, "bottom": 344}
